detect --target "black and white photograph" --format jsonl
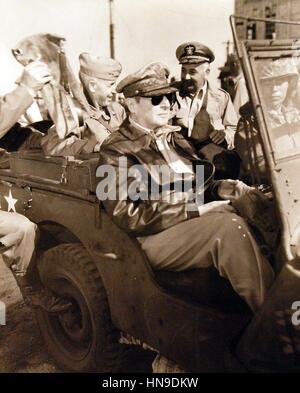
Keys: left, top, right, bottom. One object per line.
{"left": 0, "top": 0, "right": 300, "bottom": 379}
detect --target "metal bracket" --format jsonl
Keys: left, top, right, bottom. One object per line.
{"left": 60, "top": 157, "right": 68, "bottom": 184}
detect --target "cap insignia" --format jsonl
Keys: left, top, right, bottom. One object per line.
{"left": 184, "top": 45, "right": 195, "bottom": 56}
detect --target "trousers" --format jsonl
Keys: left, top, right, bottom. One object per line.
{"left": 138, "top": 212, "right": 275, "bottom": 312}
{"left": 0, "top": 211, "right": 37, "bottom": 276}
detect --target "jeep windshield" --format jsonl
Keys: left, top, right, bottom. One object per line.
{"left": 253, "top": 53, "right": 300, "bottom": 160}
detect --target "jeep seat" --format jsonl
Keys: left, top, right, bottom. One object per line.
{"left": 8, "top": 151, "right": 99, "bottom": 197}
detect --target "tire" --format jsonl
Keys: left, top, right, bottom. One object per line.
{"left": 35, "top": 243, "right": 125, "bottom": 372}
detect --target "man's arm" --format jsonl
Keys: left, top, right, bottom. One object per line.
{"left": 0, "top": 61, "right": 52, "bottom": 138}
{"left": 0, "top": 85, "right": 33, "bottom": 138}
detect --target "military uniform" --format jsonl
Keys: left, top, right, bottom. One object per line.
{"left": 232, "top": 74, "right": 249, "bottom": 117}
{"left": 0, "top": 84, "right": 46, "bottom": 152}
{"left": 173, "top": 42, "right": 240, "bottom": 179}
{"left": 41, "top": 101, "right": 126, "bottom": 156}
{"left": 173, "top": 83, "right": 237, "bottom": 149}
{"left": 0, "top": 59, "right": 71, "bottom": 312}
{"left": 0, "top": 211, "right": 37, "bottom": 276}
{"left": 0, "top": 76, "right": 42, "bottom": 276}
{"left": 99, "top": 62, "right": 274, "bottom": 312}
{"left": 0, "top": 85, "right": 33, "bottom": 138}
{"left": 41, "top": 53, "right": 126, "bottom": 156}
{"left": 235, "top": 58, "right": 300, "bottom": 182}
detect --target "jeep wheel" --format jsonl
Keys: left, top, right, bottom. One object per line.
{"left": 35, "top": 243, "right": 124, "bottom": 372}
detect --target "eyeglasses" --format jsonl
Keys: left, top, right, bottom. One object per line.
{"left": 142, "top": 93, "right": 176, "bottom": 107}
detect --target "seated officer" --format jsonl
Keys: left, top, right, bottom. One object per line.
{"left": 172, "top": 42, "right": 240, "bottom": 179}
{"left": 98, "top": 62, "right": 274, "bottom": 313}
{"left": 41, "top": 53, "right": 126, "bottom": 156}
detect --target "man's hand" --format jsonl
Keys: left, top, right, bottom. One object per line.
{"left": 217, "top": 179, "right": 254, "bottom": 201}
{"left": 20, "top": 61, "right": 52, "bottom": 94}
{"left": 209, "top": 129, "right": 226, "bottom": 145}
{"left": 198, "top": 200, "right": 235, "bottom": 216}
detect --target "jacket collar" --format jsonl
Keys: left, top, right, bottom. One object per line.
{"left": 119, "top": 118, "right": 154, "bottom": 149}
{"left": 119, "top": 118, "right": 199, "bottom": 161}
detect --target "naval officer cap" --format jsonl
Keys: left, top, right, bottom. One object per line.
{"left": 79, "top": 52, "right": 122, "bottom": 81}
{"left": 116, "top": 62, "right": 178, "bottom": 98}
{"left": 176, "top": 42, "right": 215, "bottom": 64}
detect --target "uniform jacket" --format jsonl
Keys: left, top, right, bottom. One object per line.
{"left": 98, "top": 120, "right": 216, "bottom": 237}
{"left": 41, "top": 101, "right": 126, "bottom": 156}
{"left": 0, "top": 85, "right": 33, "bottom": 138}
{"left": 173, "top": 83, "right": 238, "bottom": 149}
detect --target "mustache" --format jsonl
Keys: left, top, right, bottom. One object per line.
{"left": 180, "top": 79, "right": 197, "bottom": 94}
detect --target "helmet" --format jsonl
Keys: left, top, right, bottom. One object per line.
{"left": 258, "top": 58, "right": 299, "bottom": 81}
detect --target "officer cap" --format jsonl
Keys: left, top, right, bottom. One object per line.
{"left": 176, "top": 42, "right": 215, "bottom": 64}
{"left": 79, "top": 52, "right": 122, "bottom": 81}
{"left": 116, "top": 62, "right": 177, "bottom": 98}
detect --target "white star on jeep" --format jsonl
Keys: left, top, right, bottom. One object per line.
{"left": 4, "top": 190, "right": 18, "bottom": 212}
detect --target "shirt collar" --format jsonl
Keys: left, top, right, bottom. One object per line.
{"left": 195, "top": 81, "right": 208, "bottom": 99}
{"left": 86, "top": 103, "right": 111, "bottom": 121}
{"left": 129, "top": 117, "right": 153, "bottom": 134}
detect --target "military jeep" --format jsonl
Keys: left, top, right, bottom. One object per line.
{"left": 0, "top": 150, "right": 250, "bottom": 372}
{"left": 2, "top": 16, "right": 300, "bottom": 373}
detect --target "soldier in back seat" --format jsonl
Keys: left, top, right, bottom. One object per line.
{"left": 41, "top": 53, "right": 126, "bottom": 156}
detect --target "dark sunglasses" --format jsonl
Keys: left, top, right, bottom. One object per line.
{"left": 144, "top": 93, "right": 176, "bottom": 106}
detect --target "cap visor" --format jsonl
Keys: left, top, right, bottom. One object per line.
{"left": 260, "top": 74, "right": 297, "bottom": 81}
{"left": 179, "top": 56, "right": 210, "bottom": 65}
{"left": 141, "top": 86, "right": 178, "bottom": 97}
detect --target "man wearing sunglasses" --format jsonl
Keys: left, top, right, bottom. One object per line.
{"left": 172, "top": 42, "right": 240, "bottom": 180}
{"left": 98, "top": 62, "right": 274, "bottom": 314}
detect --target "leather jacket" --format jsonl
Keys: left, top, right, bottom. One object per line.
{"left": 97, "top": 120, "right": 217, "bottom": 237}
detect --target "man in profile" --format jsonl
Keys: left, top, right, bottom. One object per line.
{"left": 41, "top": 53, "right": 126, "bottom": 156}
{"left": 98, "top": 62, "right": 274, "bottom": 313}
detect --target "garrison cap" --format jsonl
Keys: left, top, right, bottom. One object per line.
{"left": 258, "top": 58, "right": 298, "bottom": 81}
{"left": 176, "top": 41, "right": 215, "bottom": 64}
{"left": 79, "top": 52, "right": 122, "bottom": 81}
{"left": 116, "top": 62, "right": 177, "bottom": 98}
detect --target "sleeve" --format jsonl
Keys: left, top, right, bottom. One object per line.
{"left": 97, "top": 145, "right": 199, "bottom": 237}
{"left": 233, "top": 78, "right": 249, "bottom": 118}
{"left": 222, "top": 93, "right": 238, "bottom": 150}
{"left": 0, "top": 85, "right": 33, "bottom": 139}
{"left": 40, "top": 126, "right": 89, "bottom": 156}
